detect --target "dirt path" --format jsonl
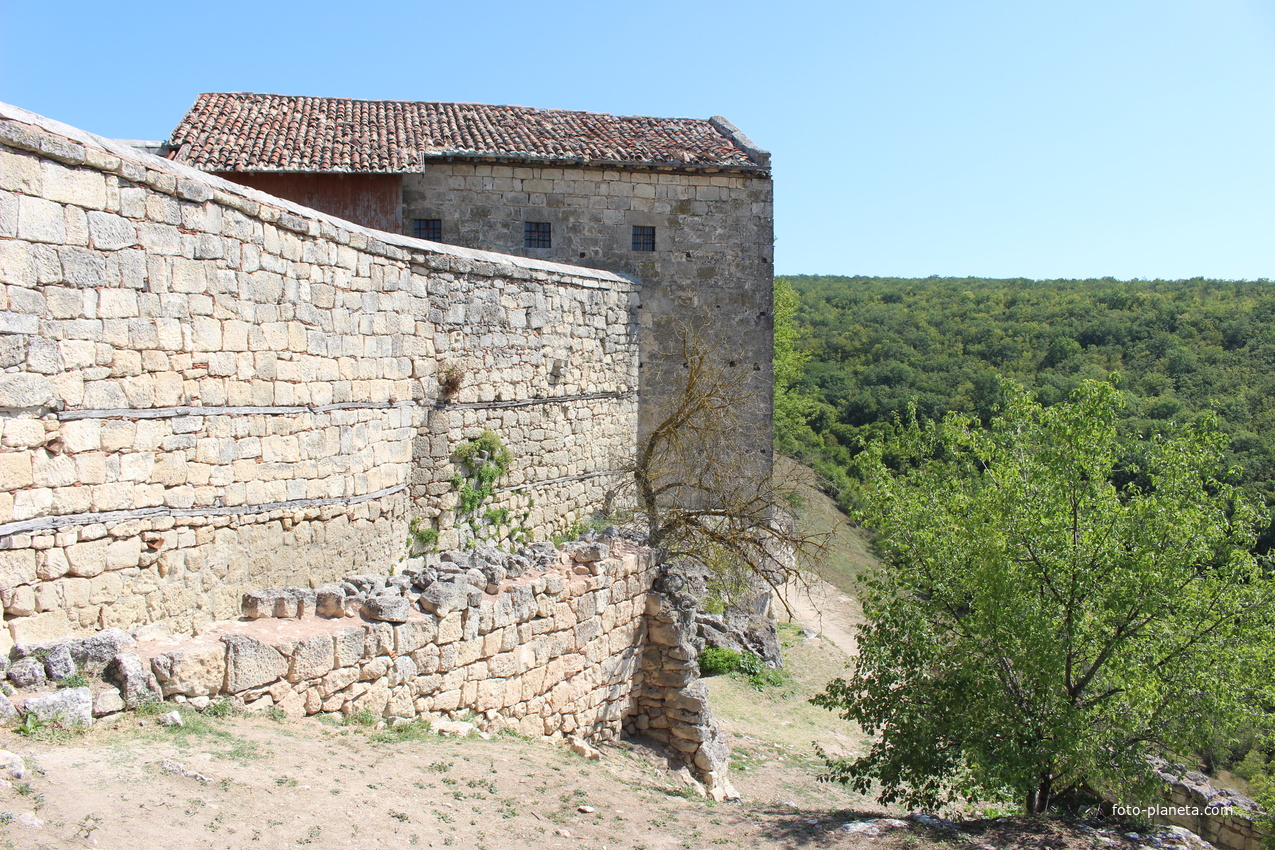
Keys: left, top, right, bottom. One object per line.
{"left": 779, "top": 576, "right": 863, "bottom": 659}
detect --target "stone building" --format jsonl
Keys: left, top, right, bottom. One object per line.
{"left": 165, "top": 93, "right": 775, "bottom": 460}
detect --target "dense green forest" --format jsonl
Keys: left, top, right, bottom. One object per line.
{"left": 775, "top": 274, "right": 1275, "bottom": 550}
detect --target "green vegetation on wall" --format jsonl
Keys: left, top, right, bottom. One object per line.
{"left": 449, "top": 430, "right": 532, "bottom": 548}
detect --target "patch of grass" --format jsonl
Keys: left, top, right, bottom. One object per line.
{"left": 427, "top": 761, "right": 453, "bottom": 773}
{"left": 265, "top": 706, "right": 286, "bottom": 723}
{"left": 203, "top": 699, "right": 235, "bottom": 718}
{"left": 699, "top": 647, "right": 741, "bottom": 677}
{"left": 15, "top": 713, "right": 77, "bottom": 744}
{"left": 344, "top": 708, "right": 379, "bottom": 728}
{"left": 370, "top": 719, "right": 432, "bottom": 743}
{"left": 56, "top": 672, "right": 89, "bottom": 689}
{"left": 133, "top": 696, "right": 166, "bottom": 717}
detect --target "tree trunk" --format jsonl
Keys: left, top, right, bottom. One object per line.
{"left": 1025, "top": 775, "right": 1053, "bottom": 814}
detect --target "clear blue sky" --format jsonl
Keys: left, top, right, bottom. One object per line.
{"left": 4, "top": 0, "right": 1272, "bottom": 280}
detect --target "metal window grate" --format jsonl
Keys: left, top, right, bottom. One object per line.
{"left": 524, "top": 221, "right": 552, "bottom": 249}
{"left": 631, "top": 225, "right": 655, "bottom": 252}
{"left": 413, "top": 219, "right": 442, "bottom": 241}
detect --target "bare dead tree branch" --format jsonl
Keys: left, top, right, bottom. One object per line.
{"left": 625, "top": 325, "right": 829, "bottom": 615}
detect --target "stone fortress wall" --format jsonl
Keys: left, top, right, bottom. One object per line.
{"left": 401, "top": 154, "right": 775, "bottom": 466}
{"left": 0, "top": 102, "right": 642, "bottom": 649}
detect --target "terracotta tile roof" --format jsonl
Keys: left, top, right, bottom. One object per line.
{"left": 167, "top": 93, "right": 768, "bottom": 173}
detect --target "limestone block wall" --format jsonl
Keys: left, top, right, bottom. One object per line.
{"left": 401, "top": 161, "right": 774, "bottom": 465}
{"left": 128, "top": 542, "right": 661, "bottom": 741}
{"left": 0, "top": 102, "right": 640, "bottom": 647}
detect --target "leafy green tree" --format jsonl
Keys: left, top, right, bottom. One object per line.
{"left": 813, "top": 381, "right": 1274, "bottom": 813}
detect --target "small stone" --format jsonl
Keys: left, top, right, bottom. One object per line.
{"left": 159, "top": 710, "right": 183, "bottom": 727}
{"left": 161, "top": 758, "right": 211, "bottom": 783}
{"left": 434, "top": 720, "right": 479, "bottom": 737}
{"left": 15, "top": 811, "right": 42, "bottom": 829}
{"left": 577, "top": 805, "right": 595, "bottom": 813}
{"left": 568, "top": 735, "right": 601, "bottom": 760}
{"left": 92, "top": 688, "right": 125, "bottom": 717}
{"left": 0, "top": 749, "right": 25, "bottom": 779}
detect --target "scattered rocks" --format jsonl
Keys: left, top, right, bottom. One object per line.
{"left": 0, "top": 694, "right": 18, "bottom": 724}
{"left": 0, "top": 750, "right": 25, "bottom": 780}
{"left": 158, "top": 710, "right": 183, "bottom": 727}
{"left": 160, "top": 759, "right": 211, "bottom": 783}
{"left": 568, "top": 735, "right": 601, "bottom": 760}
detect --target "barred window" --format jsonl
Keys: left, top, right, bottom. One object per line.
{"left": 632, "top": 225, "right": 655, "bottom": 252}
{"left": 413, "top": 219, "right": 442, "bottom": 241}
{"left": 524, "top": 221, "right": 552, "bottom": 249}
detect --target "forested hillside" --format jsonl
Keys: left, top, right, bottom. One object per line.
{"left": 775, "top": 274, "right": 1275, "bottom": 549}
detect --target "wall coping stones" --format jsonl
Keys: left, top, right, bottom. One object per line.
{"left": 0, "top": 100, "right": 635, "bottom": 288}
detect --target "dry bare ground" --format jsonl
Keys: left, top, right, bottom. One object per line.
{"left": 0, "top": 477, "right": 1206, "bottom": 849}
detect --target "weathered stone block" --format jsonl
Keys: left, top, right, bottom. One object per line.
{"left": 221, "top": 634, "right": 287, "bottom": 693}
{"left": 363, "top": 594, "right": 411, "bottom": 623}
{"left": 151, "top": 641, "right": 226, "bottom": 697}
{"left": 106, "top": 652, "right": 159, "bottom": 708}
{"left": 287, "top": 633, "right": 335, "bottom": 682}
{"left": 333, "top": 627, "right": 368, "bottom": 668}
{"left": 23, "top": 686, "right": 93, "bottom": 728}
{"left": 393, "top": 619, "right": 435, "bottom": 655}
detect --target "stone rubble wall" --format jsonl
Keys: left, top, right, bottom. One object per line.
{"left": 0, "top": 102, "right": 640, "bottom": 648}
{"left": 1148, "top": 758, "right": 1269, "bottom": 850}
{"left": 132, "top": 541, "right": 659, "bottom": 740}
{"left": 2, "top": 538, "right": 737, "bottom": 792}
{"left": 629, "top": 579, "right": 737, "bottom": 798}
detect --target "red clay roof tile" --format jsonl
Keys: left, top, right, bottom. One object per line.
{"left": 168, "top": 93, "right": 766, "bottom": 173}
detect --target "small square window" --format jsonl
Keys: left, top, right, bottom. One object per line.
{"left": 525, "top": 221, "right": 552, "bottom": 249}
{"left": 632, "top": 225, "right": 655, "bottom": 252}
{"left": 413, "top": 219, "right": 442, "bottom": 241}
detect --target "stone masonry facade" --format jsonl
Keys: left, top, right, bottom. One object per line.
{"left": 0, "top": 102, "right": 641, "bottom": 649}
{"left": 165, "top": 94, "right": 775, "bottom": 473}
{"left": 400, "top": 160, "right": 775, "bottom": 461}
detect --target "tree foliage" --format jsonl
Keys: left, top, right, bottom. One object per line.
{"left": 812, "top": 382, "right": 1275, "bottom": 813}
{"left": 775, "top": 275, "right": 1275, "bottom": 548}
